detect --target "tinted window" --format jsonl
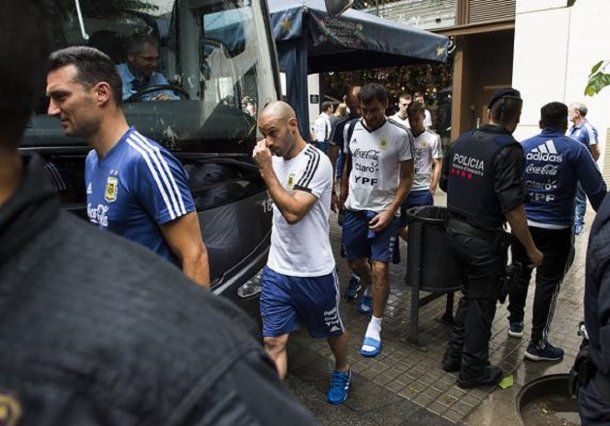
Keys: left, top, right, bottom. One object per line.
{"left": 25, "top": 0, "right": 277, "bottom": 153}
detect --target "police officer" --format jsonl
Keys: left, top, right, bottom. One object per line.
{"left": 440, "top": 88, "right": 543, "bottom": 388}
{"left": 577, "top": 192, "right": 610, "bottom": 424}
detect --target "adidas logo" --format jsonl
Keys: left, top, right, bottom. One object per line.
{"left": 526, "top": 140, "right": 563, "bottom": 162}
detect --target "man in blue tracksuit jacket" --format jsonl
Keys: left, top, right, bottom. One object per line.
{"left": 507, "top": 102, "right": 607, "bottom": 362}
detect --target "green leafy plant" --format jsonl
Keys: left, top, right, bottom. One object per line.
{"left": 584, "top": 60, "right": 610, "bottom": 96}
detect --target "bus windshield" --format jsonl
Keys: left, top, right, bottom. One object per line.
{"left": 24, "top": 0, "right": 279, "bottom": 154}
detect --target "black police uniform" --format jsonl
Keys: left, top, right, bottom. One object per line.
{"left": 0, "top": 154, "right": 316, "bottom": 425}
{"left": 440, "top": 110, "right": 527, "bottom": 386}
{"left": 577, "top": 193, "right": 610, "bottom": 424}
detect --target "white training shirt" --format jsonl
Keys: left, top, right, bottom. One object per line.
{"left": 411, "top": 129, "right": 442, "bottom": 191}
{"left": 267, "top": 144, "right": 336, "bottom": 277}
{"left": 424, "top": 109, "right": 433, "bottom": 128}
{"left": 390, "top": 112, "right": 410, "bottom": 128}
{"left": 344, "top": 118, "right": 414, "bottom": 213}
{"left": 313, "top": 113, "right": 332, "bottom": 142}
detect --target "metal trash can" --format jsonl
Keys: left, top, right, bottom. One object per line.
{"left": 405, "top": 206, "right": 463, "bottom": 348}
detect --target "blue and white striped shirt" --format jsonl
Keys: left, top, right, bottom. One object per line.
{"left": 567, "top": 119, "right": 599, "bottom": 148}
{"left": 85, "top": 127, "right": 195, "bottom": 264}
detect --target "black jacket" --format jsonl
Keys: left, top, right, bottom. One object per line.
{"left": 0, "top": 155, "right": 315, "bottom": 425}
{"left": 585, "top": 192, "right": 610, "bottom": 375}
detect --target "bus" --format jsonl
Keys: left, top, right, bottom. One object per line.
{"left": 21, "top": 0, "right": 280, "bottom": 317}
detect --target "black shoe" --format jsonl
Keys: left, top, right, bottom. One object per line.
{"left": 524, "top": 340, "right": 564, "bottom": 362}
{"left": 441, "top": 355, "right": 460, "bottom": 373}
{"left": 457, "top": 366, "right": 503, "bottom": 389}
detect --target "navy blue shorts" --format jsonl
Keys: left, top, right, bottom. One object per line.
{"left": 399, "top": 189, "right": 434, "bottom": 227}
{"left": 341, "top": 209, "right": 400, "bottom": 263}
{"left": 260, "top": 266, "right": 345, "bottom": 338}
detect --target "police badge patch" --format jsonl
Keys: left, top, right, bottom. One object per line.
{"left": 0, "top": 393, "right": 22, "bottom": 426}
{"left": 104, "top": 176, "right": 119, "bottom": 203}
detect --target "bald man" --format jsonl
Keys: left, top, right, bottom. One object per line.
{"left": 253, "top": 101, "right": 352, "bottom": 405}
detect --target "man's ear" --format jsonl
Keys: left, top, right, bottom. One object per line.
{"left": 288, "top": 117, "right": 298, "bottom": 132}
{"left": 94, "top": 82, "right": 112, "bottom": 107}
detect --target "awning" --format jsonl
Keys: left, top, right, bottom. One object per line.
{"left": 268, "top": 0, "right": 450, "bottom": 137}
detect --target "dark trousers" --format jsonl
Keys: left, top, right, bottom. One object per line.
{"left": 579, "top": 369, "right": 610, "bottom": 425}
{"left": 508, "top": 226, "right": 574, "bottom": 343}
{"left": 444, "top": 227, "right": 506, "bottom": 378}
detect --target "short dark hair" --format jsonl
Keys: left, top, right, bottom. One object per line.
{"left": 0, "top": 0, "right": 49, "bottom": 147}
{"left": 127, "top": 31, "right": 158, "bottom": 55}
{"left": 321, "top": 101, "right": 334, "bottom": 113}
{"left": 407, "top": 101, "right": 425, "bottom": 118}
{"left": 489, "top": 89, "right": 523, "bottom": 126}
{"left": 540, "top": 102, "right": 568, "bottom": 130}
{"left": 49, "top": 46, "right": 123, "bottom": 107}
{"left": 358, "top": 83, "right": 388, "bottom": 105}
{"left": 398, "top": 93, "right": 412, "bottom": 102}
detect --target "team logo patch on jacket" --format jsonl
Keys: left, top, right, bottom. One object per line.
{"left": 0, "top": 393, "right": 22, "bottom": 426}
{"left": 104, "top": 176, "right": 119, "bottom": 203}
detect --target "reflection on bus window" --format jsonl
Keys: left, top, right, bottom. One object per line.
{"left": 31, "top": 0, "right": 277, "bottom": 151}
{"left": 118, "top": 31, "right": 180, "bottom": 102}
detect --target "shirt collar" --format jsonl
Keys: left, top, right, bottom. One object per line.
{"left": 541, "top": 127, "right": 564, "bottom": 136}
{"left": 478, "top": 124, "right": 511, "bottom": 134}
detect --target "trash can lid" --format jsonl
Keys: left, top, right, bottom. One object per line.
{"left": 405, "top": 205, "right": 448, "bottom": 224}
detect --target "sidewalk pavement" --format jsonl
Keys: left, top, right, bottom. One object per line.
{"left": 285, "top": 193, "right": 588, "bottom": 425}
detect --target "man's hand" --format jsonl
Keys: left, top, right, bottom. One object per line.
{"left": 331, "top": 190, "right": 339, "bottom": 213}
{"left": 252, "top": 140, "right": 273, "bottom": 172}
{"left": 369, "top": 210, "right": 394, "bottom": 232}
{"left": 152, "top": 94, "right": 173, "bottom": 102}
{"left": 429, "top": 184, "right": 437, "bottom": 195}
{"left": 527, "top": 248, "right": 544, "bottom": 269}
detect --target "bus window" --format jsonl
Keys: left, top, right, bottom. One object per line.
{"left": 28, "top": 0, "right": 278, "bottom": 154}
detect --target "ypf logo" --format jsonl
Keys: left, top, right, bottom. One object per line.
{"left": 0, "top": 394, "right": 21, "bottom": 426}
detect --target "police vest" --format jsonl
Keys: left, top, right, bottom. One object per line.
{"left": 446, "top": 127, "right": 519, "bottom": 230}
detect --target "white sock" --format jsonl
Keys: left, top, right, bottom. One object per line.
{"left": 362, "top": 316, "right": 383, "bottom": 351}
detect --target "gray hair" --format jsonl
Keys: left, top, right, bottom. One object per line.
{"left": 571, "top": 102, "right": 588, "bottom": 117}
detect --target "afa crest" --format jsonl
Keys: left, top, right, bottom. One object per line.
{"left": 380, "top": 137, "right": 389, "bottom": 149}
{"left": 104, "top": 176, "right": 119, "bottom": 203}
{"left": 287, "top": 172, "right": 297, "bottom": 190}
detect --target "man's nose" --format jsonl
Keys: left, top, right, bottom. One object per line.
{"left": 47, "top": 99, "right": 60, "bottom": 116}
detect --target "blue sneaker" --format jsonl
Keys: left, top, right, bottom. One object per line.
{"left": 508, "top": 321, "right": 524, "bottom": 339}
{"left": 524, "top": 340, "right": 564, "bottom": 362}
{"left": 358, "top": 295, "right": 372, "bottom": 315}
{"left": 344, "top": 274, "right": 361, "bottom": 300}
{"left": 327, "top": 370, "right": 352, "bottom": 405}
